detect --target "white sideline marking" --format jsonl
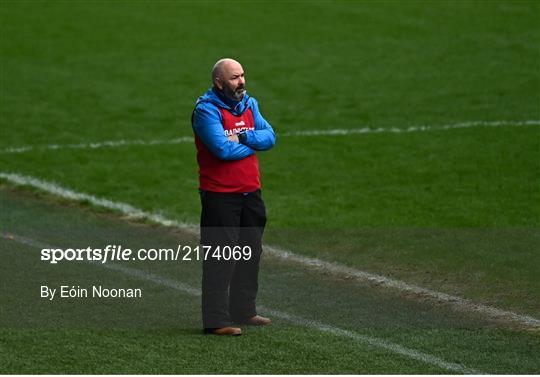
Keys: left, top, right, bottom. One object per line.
{"left": 3, "top": 233, "right": 482, "bottom": 374}
{"left": 0, "top": 136, "right": 194, "bottom": 154}
{"left": 262, "top": 307, "right": 481, "bottom": 374}
{"left": 281, "top": 119, "right": 540, "bottom": 136}
{"left": 1, "top": 120, "right": 538, "bottom": 154}
{"left": 1, "top": 171, "right": 539, "bottom": 330}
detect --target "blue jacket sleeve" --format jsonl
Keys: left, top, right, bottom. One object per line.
{"left": 192, "top": 103, "right": 255, "bottom": 161}
{"left": 241, "top": 98, "right": 276, "bottom": 151}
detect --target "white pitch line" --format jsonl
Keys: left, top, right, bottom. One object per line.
{"left": 0, "top": 171, "right": 539, "bottom": 330}
{"left": 281, "top": 119, "right": 540, "bottom": 136}
{"left": 3, "top": 233, "right": 482, "bottom": 374}
{"left": 0, "top": 136, "right": 194, "bottom": 154}
{"left": 262, "top": 245, "right": 540, "bottom": 329}
{"left": 1, "top": 120, "right": 538, "bottom": 154}
{"left": 261, "top": 307, "right": 482, "bottom": 374}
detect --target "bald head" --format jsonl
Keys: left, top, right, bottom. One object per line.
{"left": 212, "top": 58, "right": 246, "bottom": 101}
{"left": 212, "top": 58, "right": 242, "bottom": 81}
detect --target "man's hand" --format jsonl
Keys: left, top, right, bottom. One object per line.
{"left": 228, "top": 134, "right": 239, "bottom": 143}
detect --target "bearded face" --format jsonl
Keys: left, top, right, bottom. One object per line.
{"left": 215, "top": 61, "right": 246, "bottom": 101}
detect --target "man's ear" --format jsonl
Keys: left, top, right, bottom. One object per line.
{"left": 214, "top": 77, "right": 223, "bottom": 90}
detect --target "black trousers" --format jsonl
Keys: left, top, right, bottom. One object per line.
{"left": 200, "top": 190, "right": 266, "bottom": 329}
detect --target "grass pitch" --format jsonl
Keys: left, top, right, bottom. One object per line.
{"left": 2, "top": 188, "right": 539, "bottom": 374}
{"left": 1, "top": 0, "right": 539, "bottom": 374}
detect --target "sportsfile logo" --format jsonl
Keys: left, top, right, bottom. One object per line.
{"left": 40, "top": 245, "right": 252, "bottom": 264}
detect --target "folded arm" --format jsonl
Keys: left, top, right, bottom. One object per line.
{"left": 239, "top": 98, "right": 276, "bottom": 151}
{"left": 192, "top": 104, "right": 255, "bottom": 160}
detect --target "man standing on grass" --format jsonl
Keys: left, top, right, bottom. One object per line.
{"left": 191, "top": 58, "right": 276, "bottom": 336}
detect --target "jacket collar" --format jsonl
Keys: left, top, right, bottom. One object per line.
{"left": 197, "top": 87, "right": 251, "bottom": 115}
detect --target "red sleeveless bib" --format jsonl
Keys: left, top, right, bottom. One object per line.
{"left": 195, "top": 108, "right": 261, "bottom": 193}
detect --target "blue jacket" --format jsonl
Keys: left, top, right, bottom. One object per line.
{"left": 192, "top": 88, "right": 276, "bottom": 160}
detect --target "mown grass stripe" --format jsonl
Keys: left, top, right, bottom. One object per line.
{"left": 1, "top": 170, "right": 538, "bottom": 330}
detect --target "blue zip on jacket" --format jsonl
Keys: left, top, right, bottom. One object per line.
{"left": 192, "top": 88, "right": 276, "bottom": 161}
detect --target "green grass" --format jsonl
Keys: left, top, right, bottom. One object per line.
{"left": 1, "top": 0, "right": 539, "bottom": 373}
{"left": 2, "top": 189, "right": 540, "bottom": 374}
{"left": 2, "top": 126, "right": 538, "bottom": 316}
